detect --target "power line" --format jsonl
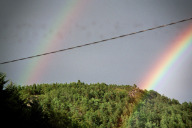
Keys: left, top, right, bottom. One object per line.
{"left": 1, "top": 17, "right": 192, "bottom": 65}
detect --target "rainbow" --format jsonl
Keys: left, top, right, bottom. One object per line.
{"left": 140, "top": 24, "right": 192, "bottom": 90}
{"left": 128, "top": 23, "right": 192, "bottom": 122}
{"left": 20, "top": 0, "right": 89, "bottom": 85}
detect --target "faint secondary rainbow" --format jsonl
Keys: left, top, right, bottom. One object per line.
{"left": 20, "top": 0, "right": 89, "bottom": 85}
{"left": 140, "top": 24, "right": 192, "bottom": 90}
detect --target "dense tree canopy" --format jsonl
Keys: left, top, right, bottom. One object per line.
{"left": 0, "top": 73, "right": 192, "bottom": 128}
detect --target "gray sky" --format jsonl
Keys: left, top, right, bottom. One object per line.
{"left": 0, "top": 0, "right": 192, "bottom": 103}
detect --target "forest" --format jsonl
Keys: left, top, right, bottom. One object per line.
{"left": 0, "top": 72, "right": 192, "bottom": 128}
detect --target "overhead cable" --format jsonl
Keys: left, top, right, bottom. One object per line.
{"left": 1, "top": 17, "right": 192, "bottom": 65}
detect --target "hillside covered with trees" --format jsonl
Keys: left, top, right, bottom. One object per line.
{"left": 0, "top": 73, "right": 192, "bottom": 128}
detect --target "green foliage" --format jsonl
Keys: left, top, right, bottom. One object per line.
{"left": 0, "top": 73, "right": 51, "bottom": 128}
{"left": 1, "top": 73, "right": 192, "bottom": 128}
{"left": 0, "top": 72, "right": 8, "bottom": 91}
{"left": 123, "top": 91, "right": 192, "bottom": 128}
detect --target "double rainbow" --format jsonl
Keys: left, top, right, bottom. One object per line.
{"left": 20, "top": 0, "right": 192, "bottom": 87}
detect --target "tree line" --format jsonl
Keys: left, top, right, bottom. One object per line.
{"left": 0, "top": 73, "right": 192, "bottom": 128}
